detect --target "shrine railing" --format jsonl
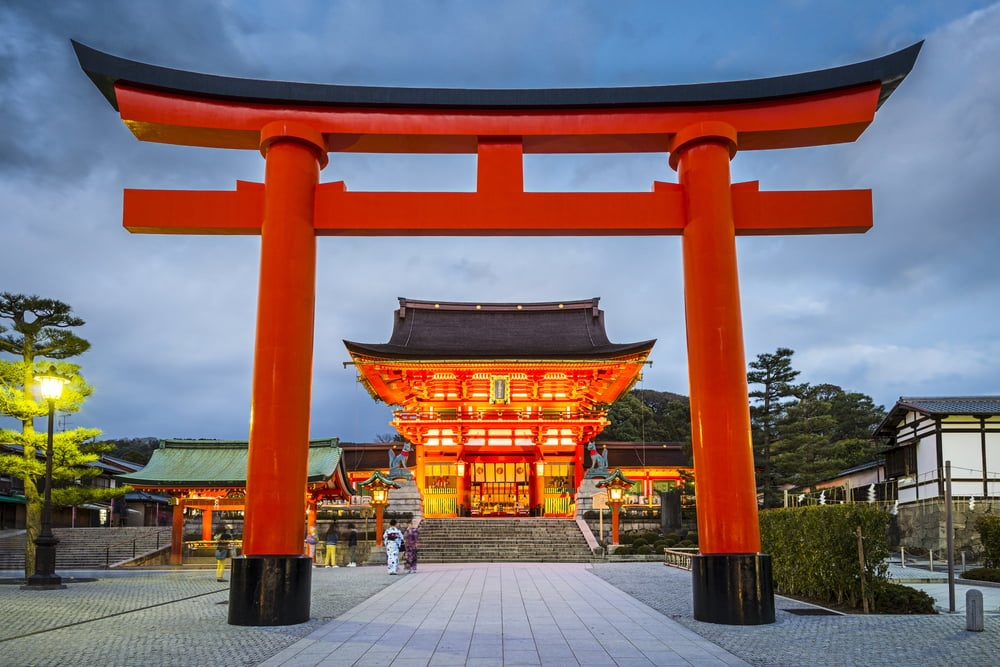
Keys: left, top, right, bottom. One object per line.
{"left": 663, "top": 547, "right": 699, "bottom": 571}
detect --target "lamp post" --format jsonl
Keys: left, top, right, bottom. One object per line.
{"left": 359, "top": 471, "right": 399, "bottom": 546}
{"left": 24, "top": 365, "right": 69, "bottom": 590}
{"left": 597, "top": 469, "right": 636, "bottom": 548}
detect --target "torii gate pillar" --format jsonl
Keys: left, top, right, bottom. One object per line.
{"left": 227, "top": 122, "right": 327, "bottom": 625}
{"left": 672, "top": 122, "right": 773, "bottom": 623}
{"left": 73, "top": 40, "right": 920, "bottom": 626}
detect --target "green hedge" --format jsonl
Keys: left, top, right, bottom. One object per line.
{"left": 975, "top": 516, "right": 1000, "bottom": 568}
{"left": 760, "top": 504, "right": 890, "bottom": 609}
{"left": 962, "top": 567, "right": 1000, "bottom": 583}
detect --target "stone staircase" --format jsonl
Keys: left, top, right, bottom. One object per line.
{"left": 0, "top": 527, "right": 171, "bottom": 570}
{"left": 416, "top": 518, "right": 595, "bottom": 563}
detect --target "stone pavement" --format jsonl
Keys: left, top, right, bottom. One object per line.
{"left": 1, "top": 561, "right": 999, "bottom": 666}
{"left": 592, "top": 562, "right": 1000, "bottom": 667}
{"left": 887, "top": 561, "right": 1000, "bottom": 614}
{"left": 260, "top": 563, "right": 745, "bottom": 666}
{"left": 0, "top": 565, "right": 398, "bottom": 667}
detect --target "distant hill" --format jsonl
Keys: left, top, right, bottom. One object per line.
{"left": 101, "top": 437, "right": 159, "bottom": 465}
{"left": 598, "top": 389, "right": 691, "bottom": 445}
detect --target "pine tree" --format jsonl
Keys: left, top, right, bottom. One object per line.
{"left": 0, "top": 293, "right": 112, "bottom": 578}
{"left": 747, "top": 347, "right": 802, "bottom": 508}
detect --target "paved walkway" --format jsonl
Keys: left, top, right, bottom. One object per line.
{"left": 2, "top": 561, "right": 999, "bottom": 666}
{"left": 261, "top": 563, "right": 745, "bottom": 666}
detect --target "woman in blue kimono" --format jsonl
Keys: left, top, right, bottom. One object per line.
{"left": 383, "top": 519, "right": 403, "bottom": 575}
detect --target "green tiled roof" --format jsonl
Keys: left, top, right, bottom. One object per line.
{"left": 117, "top": 438, "right": 342, "bottom": 488}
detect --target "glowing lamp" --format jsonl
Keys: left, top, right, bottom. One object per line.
{"left": 596, "top": 468, "right": 636, "bottom": 547}
{"left": 36, "top": 366, "right": 68, "bottom": 401}
{"left": 359, "top": 471, "right": 398, "bottom": 507}
{"left": 357, "top": 471, "right": 400, "bottom": 547}
{"left": 456, "top": 460, "right": 466, "bottom": 477}
{"left": 23, "top": 365, "right": 71, "bottom": 590}
{"left": 535, "top": 461, "right": 545, "bottom": 476}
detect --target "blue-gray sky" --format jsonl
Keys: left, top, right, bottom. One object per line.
{"left": 2, "top": 1, "right": 1000, "bottom": 441}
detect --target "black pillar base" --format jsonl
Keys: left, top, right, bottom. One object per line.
{"left": 692, "top": 553, "right": 775, "bottom": 625}
{"left": 228, "top": 555, "right": 311, "bottom": 626}
{"left": 21, "top": 573, "right": 66, "bottom": 590}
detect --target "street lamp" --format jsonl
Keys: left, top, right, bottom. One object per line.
{"left": 24, "top": 365, "right": 69, "bottom": 590}
{"left": 359, "top": 471, "right": 399, "bottom": 546}
{"left": 597, "top": 468, "right": 636, "bottom": 548}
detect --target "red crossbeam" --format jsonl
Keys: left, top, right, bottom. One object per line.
{"left": 123, "top": 180, "right": 870, "bottom": 236}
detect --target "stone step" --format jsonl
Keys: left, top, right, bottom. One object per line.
{"left": 414, "top": 517, "right": 594, "bottom": 563}
{"left": 0, "top": 527, "right": 170, "bottom": 570}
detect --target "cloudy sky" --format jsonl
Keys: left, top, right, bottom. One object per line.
{"left": 2, "top": 1, "right": 999, "bottom": 442}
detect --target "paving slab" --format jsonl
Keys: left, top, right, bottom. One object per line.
{"left": 2, "top": 560, "right": 999, "bottom": 666}
{"left": 260, "top": 563, "right": 746, "bottom": 667}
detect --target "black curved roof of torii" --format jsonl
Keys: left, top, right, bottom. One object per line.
{"left": 73, "top": 40, "right": 922, "bottom": 112}
{"left": 343, "top": 298, "right": 655, "bottom": 361}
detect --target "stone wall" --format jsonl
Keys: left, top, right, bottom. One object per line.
{"left": 894, "top": 497, "right": 1000, "bottom": 556}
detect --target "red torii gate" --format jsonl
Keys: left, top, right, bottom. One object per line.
{"left": 75, "top": 41, "right": 920, "bottom": 626}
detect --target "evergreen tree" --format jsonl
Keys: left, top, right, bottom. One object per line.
{"left": 601, "top": 389, "right": 691, "bottom": 450}
{"left": 773, "top": 383, "right": 884, "bottom": 491}
{"left": 0, "top": 293, "right": 118, "bottom": 578}
{"left": 747, "top": 348, "right": 802, "bottom": 508}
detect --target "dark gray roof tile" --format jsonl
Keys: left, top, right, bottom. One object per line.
{"left": 345, "top": 297, "right": 654, "bottom": 360}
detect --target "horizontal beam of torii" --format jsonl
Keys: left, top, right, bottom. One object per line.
{"left": 72, "top": 41, "right": 924, "bottom": 236}
{"left": 75, "top": 40, "right": 921, "bottom": 627}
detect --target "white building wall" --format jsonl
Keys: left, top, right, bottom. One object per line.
{"left": 987, "top": 430, "right": 1000, "bottom": 478}
{"left": 941, "top": 431, "right": 983, "bottom": 475}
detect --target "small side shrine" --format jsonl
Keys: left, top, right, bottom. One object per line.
{"left": 117, "top": 439, "right": 353, "bottom": 564}
{"left": 345, "top": 298, "right": 654, "bottom": 517}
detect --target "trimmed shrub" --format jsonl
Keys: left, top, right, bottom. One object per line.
{"left": 760, "top": 504, "right": 890, "bottom": 611}
{"left": 976, "top": 516, "right": 1000, "bottom": 568}
{"left": 635, "top": 544, "right": 654, "bottom": 555}
{"left": 873, "top": 582, "right": 936, "bottom": 614}
{"left": 962, "top": 567, "right": 1000, "bottom": 583}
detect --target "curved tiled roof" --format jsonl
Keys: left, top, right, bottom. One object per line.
{"left": 117, "top": 438, "right": 344, "bottom": 488}
{"left": 876, "top": 396, "right": 1000, "bottom": 438}
{"left": 895, "top": 397, "right": 1000, "bottom": 415}
{"left": 344, "top": 298, "right": 655, "bottom": 360}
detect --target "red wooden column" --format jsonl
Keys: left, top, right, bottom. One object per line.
{"left": 229, "top": 120, "right": 326, "bottom": 626}
{"left": 671, "top": 121, "right": 774, "bottom": 625}
{"left": 170, "top": 500, "right": 184, "bottom": 565}
{"left": 201, "top": 509, "right": 213, "bottom": 541}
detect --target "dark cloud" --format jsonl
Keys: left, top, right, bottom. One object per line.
{"left": 3, "top": 1, "right": 1000, "bottom": 440}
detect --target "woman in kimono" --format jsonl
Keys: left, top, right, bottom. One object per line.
{"left": 383, "top": 519, "right": 403, "bottom": 575}
{"left": 403, "top": 521, "right": 420, "bottom": 573}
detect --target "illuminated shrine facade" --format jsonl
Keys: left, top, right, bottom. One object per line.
{"left": 345, "top": 298, "right": 654, "bottom": 517}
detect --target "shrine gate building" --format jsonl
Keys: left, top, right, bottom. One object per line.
{"left": 345, "top": 297, "right": 654, "bottom": 517}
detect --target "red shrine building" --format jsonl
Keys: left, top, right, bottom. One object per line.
{"left": 345, "top": 298, "right": 654, "bottom": 517}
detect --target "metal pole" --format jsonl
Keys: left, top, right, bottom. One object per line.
{"left": 946, "top": 460, "right": 955, "bottom": 613}
{"left": 23, "top": 399, "right": 65, "bottom": 589}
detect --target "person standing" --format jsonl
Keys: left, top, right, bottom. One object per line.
{"left": 323, "top": 523, "right": 340, "bottom": 568}
{"left": 383, "top": 519, "right": 403, "bottom": 575}
{"left": 347, "top": 523, "right": 358, "bottom": 567}
{"left": 215, "top": 524, "right": 234, "bottom": 582}
{"left": 403, "top": 521, "right": 420, "bottom": 573}
{"left": 305, "top": 528, "right": 318, "bottom": 564}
